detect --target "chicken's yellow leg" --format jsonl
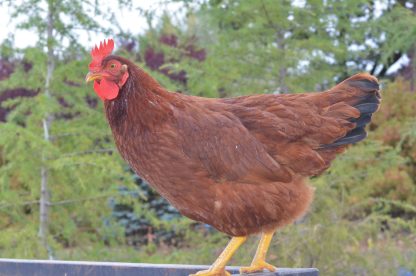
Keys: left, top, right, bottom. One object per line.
{"left": 239, "top": 229, "right": 277, "bottom": 274}
{"left": 190, "top": 236, "right": 247, "bottom": 276}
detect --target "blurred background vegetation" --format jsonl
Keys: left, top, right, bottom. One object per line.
{"left": 0, "top": 0, "right": 415, "bottom": 275}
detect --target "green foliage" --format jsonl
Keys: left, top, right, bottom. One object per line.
{"left": 0, "top": 0, "right": 415, "bottom": 274}
{"left": 179, "top": 0, "right": 361, "bottom": 96}
{"left": 0, "top": 47, "right": 136, "bottom": 258}
{"left": 0, "top": 0, "right": 139, "bottom": 259}
{"left": 166, "top": 0, "right": 416, "bottom": 97}
{"left": 373, "top": 3, "right": 416, "bottom": 67}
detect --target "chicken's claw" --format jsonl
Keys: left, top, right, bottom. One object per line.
{"left": 190, "top": 236, "right": 247, "bottom": 276}
{"left": 240, "top": 229, "right": 277, "bottom": 274}
{"left": 239, "top": 260, "right": 276, "bottom": 274}
{"left": 190, "top": 268, "right": 231, "bottom": 276}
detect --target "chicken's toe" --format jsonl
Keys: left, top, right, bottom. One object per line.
{"left": 239, "top": 260, "right": 276, "bottom": 274}
{"left": 189, "top": 268, "right": 231, "bottom": 276}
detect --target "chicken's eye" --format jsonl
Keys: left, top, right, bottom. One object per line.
{"left": 110, "top": 63, "right": 116, "bottom": 69}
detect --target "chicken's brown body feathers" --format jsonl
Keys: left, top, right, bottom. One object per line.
{"left": 104, "top": 57, "right": 380, "bottom": 236}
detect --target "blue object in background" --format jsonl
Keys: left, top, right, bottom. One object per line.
{"left": 398, "top": 268, "right": 413, "bottom": 276}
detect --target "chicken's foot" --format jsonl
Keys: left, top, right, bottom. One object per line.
{"left": 190, "top": 236, "right": 247, "bottom": 276}
{"left": 239, "top": 229, "right": 276, "bottom": 274}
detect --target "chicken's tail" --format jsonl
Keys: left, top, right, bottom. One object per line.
{"left": 320, "top": 73, "right": 381, "bottom": 148}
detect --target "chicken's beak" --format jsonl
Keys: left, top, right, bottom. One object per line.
{"left": 85, "top": 72, "right": 102, "bottom": 83}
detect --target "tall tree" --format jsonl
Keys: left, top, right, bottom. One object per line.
{"left": 0, "top": 0, "right": 134, "bottom": 258}
{"left": 184, "top": 0, "right": 352, "bottom": 96}
{"left": 176, "top": 0, "right": 416, "bottom": 97}
{"left": 374, "top": 0, "right": 416, "bottom": 89}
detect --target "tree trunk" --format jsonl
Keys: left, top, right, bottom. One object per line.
{"left": 276, "top": 30, "right": 288, "bottom": 93}
{"left": 39, "top": 0, "right": 55, "bottom": 260}
{"left": 410, "top": 46, "right": 415, "bottom": 92}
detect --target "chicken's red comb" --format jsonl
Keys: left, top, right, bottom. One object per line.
{"left": 89, "top": 39, "right": 114, "bottom": 70}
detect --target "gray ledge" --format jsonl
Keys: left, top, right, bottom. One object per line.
{"left": 0, "top": 258, "right": 319, "bottom": 276}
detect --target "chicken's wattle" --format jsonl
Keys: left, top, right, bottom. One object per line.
{"left": 93, "top": 78, "right": 119, "bottom": 100}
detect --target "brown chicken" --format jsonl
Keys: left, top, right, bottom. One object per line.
{"left": 85, "top": 39, "right": 381, "bottom": 276}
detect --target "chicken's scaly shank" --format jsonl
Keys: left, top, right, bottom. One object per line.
{"left": 86, "top": 39, "right": 381, "bottom": 276}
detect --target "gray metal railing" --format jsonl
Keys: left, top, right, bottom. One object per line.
{"left": 0, "top": 259, "right": 319, "bottom": 276}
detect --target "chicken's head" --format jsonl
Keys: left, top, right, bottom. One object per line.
{"left": 85, "top": 39, "right": 129, "bottom": 101}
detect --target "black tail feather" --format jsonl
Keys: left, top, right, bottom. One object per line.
{"left": 322, "top": 127, "right": 367, "bottom": 148}
{"left": 347, "top": 79, "right": 380, "bottom": 92}
{"left": 355, "top": 102, "right": 379, "bottom": 114}
{"left": 349, "top": 91, "right": 380, "bottom": 128}
{"left": 320, "top": 74, "right": 380, "bottom": 149}
{"left": 350, "top": 113, "right": 372, "bottom": 128}
{"left": 357, "top": 93, "right": 381, "bottom": 104}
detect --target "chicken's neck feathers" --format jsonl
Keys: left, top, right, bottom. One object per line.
{"left": 104, "top": 61, "right": 175, "bottom": 136}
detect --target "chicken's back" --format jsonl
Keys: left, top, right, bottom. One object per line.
{"left": 216, "top": 73, "right": 380, "bottom": 176}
